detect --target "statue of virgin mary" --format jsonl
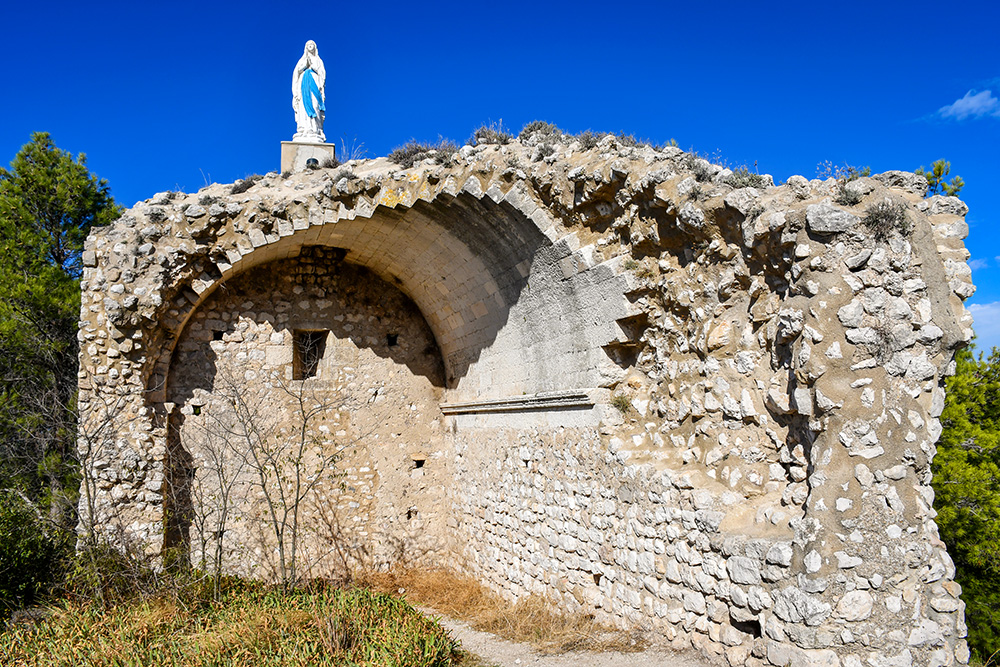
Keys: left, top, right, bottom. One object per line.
{"left": 292, "top": 40, "right": 326, "bottom": 143}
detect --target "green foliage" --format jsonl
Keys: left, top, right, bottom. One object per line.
{"left": 0, "top": 134, "right": 119, "bottom": 527}
{"left": 0, "top": 490, "right": 67, "bottom": 611}
{"left": 934, "top": 345, "right": 1000, "bottom": 661}
{"left": 725, "top": 166, "right": 767, "bottom": 189}
{"left": 916, "top": 159, "right": 965, "bottom": 196}
{"left": 388, "top": 140, "right": 458, "bottom": 168}
{"left": 0, "top": 133, "right": 119, "bottom": 277}
{"left": 611, "top": 394, "right": 632, "bottom": 414}
{"left": 862, "top": 199, "right": 910, "bottom": 241}
{"left": 0, "top": 580, "right": 464, "bottom": 666}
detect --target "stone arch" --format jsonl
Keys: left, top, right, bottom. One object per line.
{"left": 147, "top": 177, "right": 635, "bottom": 406}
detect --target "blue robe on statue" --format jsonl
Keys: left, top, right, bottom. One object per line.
{"left": 301, "top": 68, "right": 326, "bottom": 118}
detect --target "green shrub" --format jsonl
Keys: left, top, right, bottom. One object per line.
{"left": 60, "top": 540, "right": 167, "bottom": 606}
{"left": 862, "top": 200, "right": 910, "bottom": 241}
{"left": 725, "top": 166, "right": 766, "bottom": 189}
{"left": 388, "top": 140, "right": 458, "bottom": 168}
{"left": 0, "top": 491, "right": 65, "bottom": 611}
{"left": 834, "top": 184, "right": 864, "bottom": 206}
{"left": 611, "top": 394, "right": 632, "bottom": 414}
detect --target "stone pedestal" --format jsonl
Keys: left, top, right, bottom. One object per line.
{"left": 281, "top": 141, "right": 336, "bottom": 173}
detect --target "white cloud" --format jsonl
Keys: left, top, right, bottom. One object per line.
{"left": 969, "top": 258, "right": 989, "bottom": 271}
{"left": 938, "top": 89, "right": 1000, "bottom": 120}
{"left": 969, "top": 302, "right": 1000, "bottom": 353}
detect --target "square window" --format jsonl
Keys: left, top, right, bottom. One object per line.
{"left": 293, "top": 330, "right": 328, "bottom": 380}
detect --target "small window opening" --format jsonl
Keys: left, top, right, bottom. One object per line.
{"left": 293, "top": 330, "right": 328, "bottom": 380}
{"left": 386, "top": 333, "right": 398, "bottom": 347}
{"left": 413, "top": 458, "right": 425, "bottom": 470}
{"left": 192, "top": 405, "right": 201, "bottom": 416}
{"left": 305, "top": 157, "right": 319, "bottom": 168}
{"left": 212, "top": 330, "right": 224, "bottom": 341}
{"left": 593, "top": 572, "right": 602, "bottom": 586}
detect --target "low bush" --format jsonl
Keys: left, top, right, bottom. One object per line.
{"left": 725, "top": 166, "right": 767, "bottom": 189}
{"left": 518, "top": 120, "right": 563, "bottom": 141}
{"left": 577, "top": 130, "right": 603, "bottom": 150}
{"left": 611, "top": 394, "right": 633, "bottom": 414}
{"left": 834, "top": 184, "right": 864, "bottom": 206}
{"left": 533, "top": 143, "right": 556, "bottom": 162}
{"left": 0, "top": 491, "right": 67, "bottom": 613}
{"left": 863, "top": 200, "right": 910, "bottom": 241}
{"left": 230, "top": 174, "right": 263, "bottom": 195}
{"left": 388, "top": 140, "right": 458, "bottom": 168}
{"left": 469, "top": 121, "right": 512, "bottom": 146}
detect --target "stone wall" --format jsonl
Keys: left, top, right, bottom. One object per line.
{"left": 165, "top": 246, "right": 449, "bottom": 577}
{"left": 79, "top": 133, "right": 975, "bottom": 666}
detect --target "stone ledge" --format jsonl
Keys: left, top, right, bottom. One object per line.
{"left": 281, "top": 141, "right": 336, "bottom": 173}
{"left": 440, "top": 389, "right": 594, "bottom": 414}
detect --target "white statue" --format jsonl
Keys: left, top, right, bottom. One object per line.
{"left": 292, "top": 40, "right": 326, "bottom": 143}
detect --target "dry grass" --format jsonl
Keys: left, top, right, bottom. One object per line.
{"left": 358, "top": 568, "right": 645, "bottom": 655}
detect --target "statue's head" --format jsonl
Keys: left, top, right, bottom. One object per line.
{"left": 305, "top": 40, "right": 317, "bottom": 55}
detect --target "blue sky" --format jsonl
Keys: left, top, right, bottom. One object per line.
{"left": 2, "top": 0, "right": 998, "bottom": 352}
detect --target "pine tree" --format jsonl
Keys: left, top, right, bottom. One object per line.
{"left": 916, "top": 159, "right": 965, "bottom": 196}
{"left": 0, "top": 133, "right": 119, "bottom": 526}
{"left": 934, "top": 344, "right": 1000, "bottom": 660}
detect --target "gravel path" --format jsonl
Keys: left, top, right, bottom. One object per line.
{"left": 431, "top": 613, "right": 713, "bottom": 667}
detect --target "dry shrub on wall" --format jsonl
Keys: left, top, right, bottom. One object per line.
{"left": 388, "top": 140, "right": 459, "bottom": 168}
{"left": 863, "top": 199, "right": 911, "bottom": 241}
{"left": 358, "top": 569, "right": 645, "bottom": 654}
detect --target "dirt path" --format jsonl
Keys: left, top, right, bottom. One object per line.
{"left": 430, "top": 613, "right": 713, "bottom": 667}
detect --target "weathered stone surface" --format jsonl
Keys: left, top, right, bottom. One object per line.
{"left": 835, "top": 590, "right": 874, "bottom": 621}
{"left": 774, "top": 587, "right": 833, "bottom": 626}
{"left": 806, "top": 204, "right": 860, "bottom": 234}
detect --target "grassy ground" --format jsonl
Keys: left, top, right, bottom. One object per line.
{"left": 1, "top": 580, "right": 462, "bottom": 667}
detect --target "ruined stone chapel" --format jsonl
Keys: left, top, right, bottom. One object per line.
{"left": 78, "top": 126, "right": 976, "bottom": 666}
